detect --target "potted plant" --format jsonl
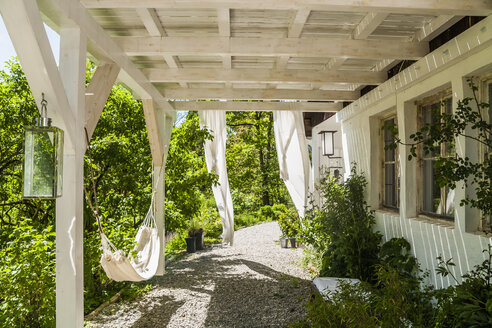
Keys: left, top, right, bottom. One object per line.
{"left": 286, "top": 208, "right": 300, "bottom": 248}
{"left": 186, "top": 218, "right": 201, "bottom": 253}
{"left": 277, "top": 212, "right": 290, "bottom": 248}
{"left": 195, "top": 227, "right": 205, "bottom": 251}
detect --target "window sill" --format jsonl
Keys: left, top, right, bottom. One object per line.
{"left": 412, "top": 214, "right": 455, "bottom": 229}
{"left": 376, "top": 208, "right": 399, "bottom": 216}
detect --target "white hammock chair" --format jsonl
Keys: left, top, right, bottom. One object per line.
{"left": 99, "top": 195, "right": 160, "bottom": 282}
{"left": 85, "top": 129, "right": 161, "bottom": 282}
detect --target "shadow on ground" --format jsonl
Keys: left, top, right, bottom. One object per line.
{"left": 133, "top": 250, "right": 312, "bottom": 328}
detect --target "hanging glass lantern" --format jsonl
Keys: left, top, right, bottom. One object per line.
{"left": 23, "top": 93, "right": 64, "bottom": 198}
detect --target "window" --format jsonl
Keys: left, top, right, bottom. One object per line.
{"left": 418, "top": 95, "right": 455, "bottom": 220}
{"left": 480, "top": 78, "right": 492, "bottom": 227}
{"left": 382, "top": 116, "right": 399, "bottom": 209}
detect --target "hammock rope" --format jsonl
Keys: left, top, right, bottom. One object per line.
{"left": 84, "top": 128, "right": 164, "bottom": 282}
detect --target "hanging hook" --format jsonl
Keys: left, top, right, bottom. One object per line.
{"left": 41, "top": 93, "right": 48, "bottom": 118}
{"left": 37, "top": 93, "right": 52, "bottom": 127}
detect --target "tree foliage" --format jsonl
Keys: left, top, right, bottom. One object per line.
{"left": 226, "top": 111, "right": 289, "bottom": 210}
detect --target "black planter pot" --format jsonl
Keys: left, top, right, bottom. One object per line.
{"left": 280, "top": 237, "right": 289, "bottom": 248}
{"left": 289, "top": 237, "right": 297, "bottom": 248}
{"left": 194, "top": 229, "right": 205, "bottom": 251}
{"left": 185, "top": 237, "right": 196, "bottom": 253}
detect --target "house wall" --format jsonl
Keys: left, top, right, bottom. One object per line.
{"left": 335, "top": 16, "right": 492, "bottom": 288}
{"left": 311, "top": 116, "right": 344, "bottom": 185}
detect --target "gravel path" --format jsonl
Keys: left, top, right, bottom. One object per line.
{"left": 88, "top": 221, "right": 312, "bottom": 328}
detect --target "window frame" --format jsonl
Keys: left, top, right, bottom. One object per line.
{"left": 479, "top": 74, "right": 492, "bottom": 228}
{"left": 380, "top": 114, "right": 399, "bottom": 211}
{"left": 416, "top": 90, "right": 455, "bottom": 221}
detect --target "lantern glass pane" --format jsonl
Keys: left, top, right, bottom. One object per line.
{"left": 322, "top": 132, "right": 334, "bottom": 156}
{"left": 23, "top": 126, "right": 63, "bottom": 198}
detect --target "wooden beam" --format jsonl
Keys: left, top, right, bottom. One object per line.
{"left": 85, "top": 62, "right": 120, "bottom": 138}
{"left": 162, "top": 54, "right": 187, "bottom": 87}
{"left": 38, "top": 0, "right": 175, "bottom": 117}
{"left": 373, "top": 15, "right": 461, "bottom": 72}
{"left": 170, "top": 100, "right": 343, "bottom": 112}
{"left": 142, "top": 99, "right": 164, "bottom": 166}
{"left": 353, "top": 12, "right": 388, "bottom": 39}
{"left": 326, "top": 58, "right": 346, "bottom": 70}
{"left": 288, "top": 9, "right": 310, "bottom": 38}
{"left": 116, "top": 36, "right": 428, "bottom": 60}
{"left": 136, "top": 8, "right": 165, "bottom": 37}
{"left": 80, "top": 0, "right": 492, "bottom": 16}
{"left": 0, "top": 0, "right": 76, "bottom": 144}
{"left": 217, "top": 8, "right": 230, "bottom": 37}
{"left": 162, "top": 87, "right": 359, "bottom": 101}
{"left": 145, "top": 67, "right": 386, "bottom": 84}
{"left": 415, "top": 15, "right": 463, "bottom": 42}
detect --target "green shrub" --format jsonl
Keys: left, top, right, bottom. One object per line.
{"left": 277, "top": 207, "right": 300, "bottom": 237}
{"left": 291, "top": 264, "right": 434, "bottom": 328}
{"left": 302, "top": 166, "right": 381, "bottom": 281}
{"left": 434, "top": 246, "right": 492, "bottom": 328}
{"left": 0, "top": 223, "right": 55, "bottom": 327}
{"left": 290, "top": 281, "right": 376, "bottom": 328}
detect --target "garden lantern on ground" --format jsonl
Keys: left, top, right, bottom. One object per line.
{"left": 23, "top": 93, "right": 64, "bottom": 198}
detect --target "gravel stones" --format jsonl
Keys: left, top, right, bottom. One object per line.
{"left": 88, "top": 221, "right": 312, "bottom": 328}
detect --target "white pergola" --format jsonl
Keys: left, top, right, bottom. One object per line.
{"left": 0, "top": 0, "right": 490, "bottom": 327}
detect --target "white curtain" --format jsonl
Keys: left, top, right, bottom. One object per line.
{"left": 199, "top": 110, "right": 234, "bottom": 245}
{"left": 273, "top": 111, "right": 312, "bottom": 217}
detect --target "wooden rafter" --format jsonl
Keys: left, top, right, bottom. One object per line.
{"left": 170, "top": 100, "right": 343, "bottom": 112}
{"left": 162, "top": 88, "right": 359, "bottom": 101}
{"left": 38, "top": 0, "right": 175, "bottom": 118}
{"left": 144, "top": 68, "right": 386, "bottom": 84}
{"left": 116, "top": 36, "right": 428, "bottom": 60}
{"left": 80, "top": 0, "right": 492, "bottom": 16}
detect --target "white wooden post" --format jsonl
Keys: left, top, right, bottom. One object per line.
{"left": 452, "top": 77, "right": 481, "bottom": 233}
{"left": 56, "top": 26, "right": 87, "bottom": 328}
{"left": 0, "top": 1, "right": 86, "bottom": 327}
{"left": 143, "top": 100, "right": 173, "bottom": 274}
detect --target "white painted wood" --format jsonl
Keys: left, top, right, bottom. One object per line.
{"left": 80, "top": 0, "right": 492, "bottom": 16}
{"left": 288, "top": 9, "right": 310, "bottom": 38}
{"left": 85, "top": 62, "right": 120, "bottom": 139}
{"left": 38, "top": 0, "right": 175, "bottom": 116}
{"left": 338, "top": 16, "right": 492, "bottom": 122}
{"left": 137, "top": 8, "right": 165, "bottom": 37}
{"left": 57, "top": 26, "right": 87, "bottom": 328}
{"left": 326, "top": 58, "right": 346, "bottom": 70}
{"left": 163, "top": 55, "right": 188, "bottom": 87}
{"left": 162, "top": 87, "right": 359, "bottom": 101}
{"left": 217, "top": 8, "right": 230, "bottom": 37}
{"left": 145, "top": 68, "right": 386, "bottom": 84}
{"left": 0, "top": 0, "right": 76, "bottom": 145}
{"left": 353, "top": 12, "right": 388, "bottom": 39}
{"left": 115, "top": 36, "right": 429, "bottom": 60}
{"left": 415, "top": 15, "right": 463, "bottom": 42}
{"left": 154, "top": 164, "right": 165, "bottom": 275}
{"left": 155, "top": 114, "right": 172, "bottom": 275}
{"left": 170, "top": 100, "right": 342, "bottom": 112}
{"left": 374, "top": 15, "right": 461, "bottom": 73}
{"left": 276, "top": 56, "right": 289, "bottom": 70}
{"left": 142, "top": 99, "right": 164, "bottom": 166}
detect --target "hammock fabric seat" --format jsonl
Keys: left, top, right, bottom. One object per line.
{"left": 99, "top": 196, "right": 161, "bottom": 282}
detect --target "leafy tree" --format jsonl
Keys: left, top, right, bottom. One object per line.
{"left": 164, "top": 111, "right": 216, "bottom": 231}
{"left": 0, "top": 60, "right": 54, "bottom": 233}
{"left": 226, "top": 111, "right": 288, "bottom": 210}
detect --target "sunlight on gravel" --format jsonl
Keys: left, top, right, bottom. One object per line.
{"left": 88, "top": 222, "right": 312, "bottom": 328}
